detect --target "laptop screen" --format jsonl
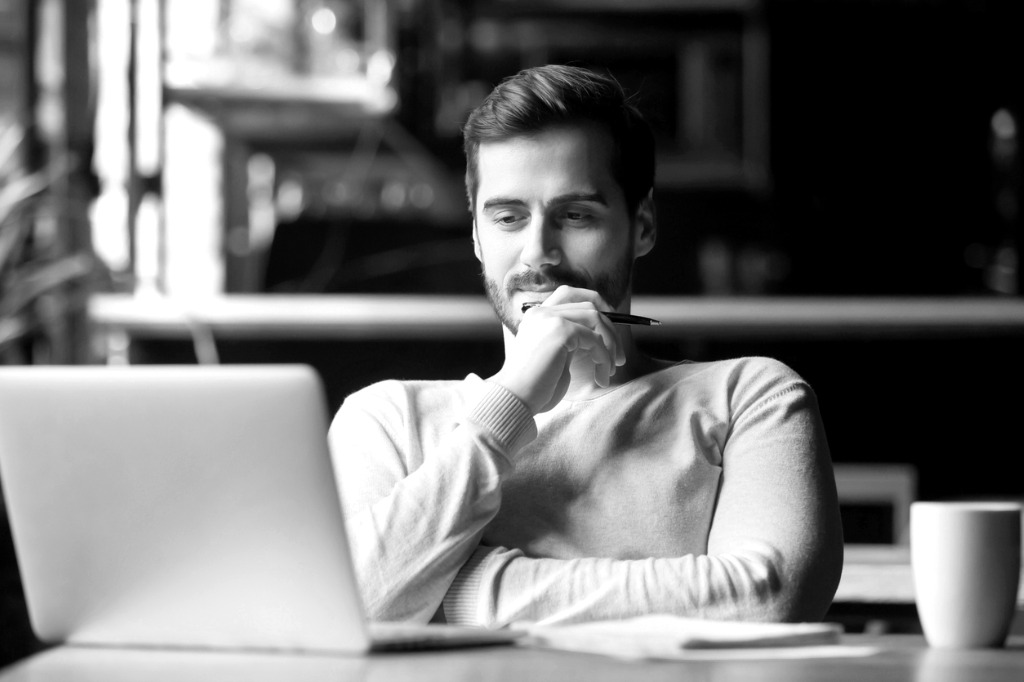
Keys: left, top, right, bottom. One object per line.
{"left": 0, "top": 364, "right": 371, "bottom": 653}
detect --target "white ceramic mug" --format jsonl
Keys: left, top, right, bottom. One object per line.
{"left": 910, "top": 501, "right": 1022, "bottom": 648}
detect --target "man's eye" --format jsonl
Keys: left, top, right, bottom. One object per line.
{"left": 562, "top": 210, "right": 592, "bottom": 224}
{"left": 493, "top": 214, "right": 522, "bottom": 226}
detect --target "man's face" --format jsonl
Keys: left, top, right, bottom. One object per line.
{"left": 472, "top": 122, "right": 651, "bottom": 333}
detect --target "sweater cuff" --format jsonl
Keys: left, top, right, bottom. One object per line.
{"left": 442, "top": 545, "right": 495, "bottom": 625}
{"left": 467, "top": 381, "right": 537, "bottom": 455}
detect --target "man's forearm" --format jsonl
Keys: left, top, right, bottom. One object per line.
{"left": 442, "top": 543, "right": 811, "bottom": 627}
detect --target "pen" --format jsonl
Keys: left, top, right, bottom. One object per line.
{"left": 521, "top": 302, "right": 662, "bottom": 326}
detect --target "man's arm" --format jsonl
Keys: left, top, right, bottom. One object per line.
{"left": 328, "top": 379, "right": 535, "bottom": 623}
{"left": 442, "top": 380, "right": 844, "bottom": 627}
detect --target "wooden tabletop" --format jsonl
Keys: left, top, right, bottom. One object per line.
{"left": 2, "top": 635, "right": 1023, "bottom": 682}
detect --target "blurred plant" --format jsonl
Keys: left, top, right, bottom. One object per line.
{"left": 0, "top": 123, "right": 104, "bottom": 364}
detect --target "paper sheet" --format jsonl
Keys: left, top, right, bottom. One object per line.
{"left": 522, "top": 615, "right": 873, "bottom": 661}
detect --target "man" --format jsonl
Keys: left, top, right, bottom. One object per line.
{"left": 328, "top": 64, "right": 844, "bottom": 628}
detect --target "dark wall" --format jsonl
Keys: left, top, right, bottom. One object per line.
{"left": 764, "top": 0, "right": 1023, "bottom": 296}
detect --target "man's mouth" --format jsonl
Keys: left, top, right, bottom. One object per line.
{"left": 514, "top": 294, "right": 549, "bottom": 314}
{"left": 512, "top": 269, "right": 590, "bottom": 290}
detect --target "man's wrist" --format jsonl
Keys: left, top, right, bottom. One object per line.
{"left": 488, "top": 371, "right": 538, "bottom": 416}
{"left": 467, "top": 381, "right": 537, "bottom": 454}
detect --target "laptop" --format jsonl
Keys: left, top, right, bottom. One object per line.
{"left": 0, "top": 364, "right": 521, "bottom": 654}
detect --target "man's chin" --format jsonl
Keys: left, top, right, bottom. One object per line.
{"left": 482, "top": 278, "right": 521, "bottom": 334}
{"left": 493, "top": 303, "right": 520, "bottom": 335}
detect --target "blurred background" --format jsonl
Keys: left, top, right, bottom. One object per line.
{"left": 1, "top": 0, "right": 1022, "bottom": 662}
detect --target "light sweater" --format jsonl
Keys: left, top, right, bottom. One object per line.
{"left": 328, "top": 356, "right": 843, "bottom": 628}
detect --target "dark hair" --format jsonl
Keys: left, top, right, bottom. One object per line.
{"left": 462, "top": 64, "right": 655, "bottom": 217}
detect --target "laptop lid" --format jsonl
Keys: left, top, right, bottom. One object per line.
{"left": 0, "top": 364, "right": 372, "bottom": 653}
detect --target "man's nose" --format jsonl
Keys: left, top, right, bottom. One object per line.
{"left": 519, "top": 216, "right": 562, "bottom": 269}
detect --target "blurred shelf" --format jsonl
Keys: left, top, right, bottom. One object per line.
{"left": 637, "top": 296, "right": 1024, "bottom": 338}
{"left": 164, "top": 78, "right": 397, "bottom": 141}
{"left": 89, "top": 294, "right": 501, "bottom": 341}
{"left": 88, "top": 294, "right": 1024, "bottom": 341}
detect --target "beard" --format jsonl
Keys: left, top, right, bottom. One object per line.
{"left": 482, "top": 256, "right": 634, "bottom": 334}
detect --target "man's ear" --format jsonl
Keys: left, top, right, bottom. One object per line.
{"left": 633, "top": 190, "right": 657, "bottom": 258}
{"left": 472, "top": 218, "right": 482, "bottom": 262}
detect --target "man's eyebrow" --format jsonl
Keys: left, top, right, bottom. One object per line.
{"left": 481, "top": 197, "right": 527, "bottom": 211}
{"left": 551, "top": 192, "right": 607, "bottom": 206}
{"left": 480, "top": 192, "right": 608, "bottom": 211}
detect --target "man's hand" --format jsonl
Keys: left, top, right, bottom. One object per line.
{"left": 489, "top": 286, "right": 626, "bottom": 415}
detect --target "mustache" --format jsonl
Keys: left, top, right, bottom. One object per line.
{"left": 505, "top": 269, "right": 591, "bottom": 294}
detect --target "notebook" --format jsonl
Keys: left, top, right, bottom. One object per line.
{"left": 525, "top": 614, "right": 845, "bottom": 660}
{"left": 0, "top": 364, "right": 521, "bottom": 654}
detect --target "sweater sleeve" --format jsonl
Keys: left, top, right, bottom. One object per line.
{"left": 442, "top": 375, "right": 844, "bottom": 627}
{"left": 328, "top": 379, "right": 536, "bottom": 623}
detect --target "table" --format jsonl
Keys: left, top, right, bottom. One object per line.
{"left": 2, "top": 635, "right": 1023, "bottom": 682}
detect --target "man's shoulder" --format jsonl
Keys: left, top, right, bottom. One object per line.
{"left": 657, "top": 356, "right": 805, "bottom": 387}
{"left": 614, "top": 357, "right": 813, "bottom": 443}
{"left": 650, "top": 356, "right": 812, "bottom": 412}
